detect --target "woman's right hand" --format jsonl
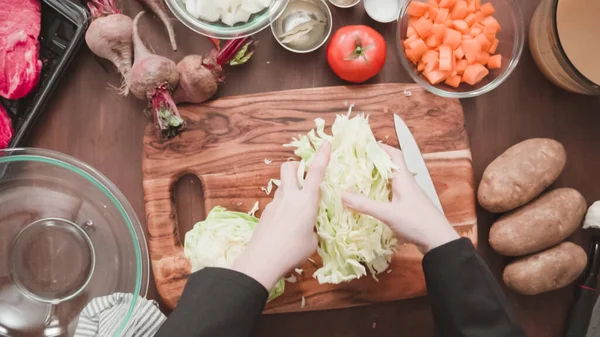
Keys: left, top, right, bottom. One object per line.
{"left": 342, "top": 144, "right": 460, "bottom": 254}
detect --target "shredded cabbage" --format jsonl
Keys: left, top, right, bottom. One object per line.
{"left": 284, "top": 112, "right": 398, "bottom": 284}
{"left": 184, "top": 206, "right": 285, "bottom": 301}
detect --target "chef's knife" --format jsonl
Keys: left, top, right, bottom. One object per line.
{"left": 394, "top": 114, "right": 444, "bottom": 214}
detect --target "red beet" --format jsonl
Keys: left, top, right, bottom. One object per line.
{"left": 0, "top": 105, "right": 14, "bottom": 149}
{"left": 173, "top": 37, "right": 256, "bottom": 104}
{"left": 136, "top": 0, "right": 177, "bottom": 51}
{"left": 127, "top": 11, "right": 184, "bottom": 138}
{"left": 85, "top": 0, "right": 133, "bottom": 83}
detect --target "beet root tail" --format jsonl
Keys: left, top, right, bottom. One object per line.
{"left": 151, "top": 86, "right": 185, "bottom": 138}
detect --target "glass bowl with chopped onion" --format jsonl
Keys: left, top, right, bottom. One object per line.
{"left": 166, "top": 0, "right": 290, "bottom": 39}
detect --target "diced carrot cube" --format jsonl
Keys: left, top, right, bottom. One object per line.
{"left": 468, "top": 26, "right": 483, "bottom": 36}
{"left": 426, "top": 34, "right": 441, "bottom": 48}
{"left": 474, "top": 11, "right": 485, "bottom": 23}
{"left": 425, "top": 59, "right": 439, "bottom": 72}
{"left": 428, "top": 6, "right": 439, "bottom": 20}
{"left": 489, "top": 38, "right": 499, "bottom": 54}
{"left": 462, "top": 63, "right": 490, "bottom": 85}
{"left": 405, "top": 49, "right": 419, "bottom": 63}
{"left": 445, "top": 20, "right": 454, "bottom": 27}
{"left": 414, "top": 17, "right": 434, "bottom": 38}
{"left": 453, "top": 20, "right": 469, "bottom": 32}
{"left": 432, "top": 23, "right": 446, "bottom": 40}
{"left": 454, "top": 46, "right": 465, "bottom": 59}
{"left": 418, "top": 61, "right": 426, "bottom": 71}
{"left": 475, "top": 33, "right": 491, "bottom": 51}
{"left": 445, "top": 75, "right": 462, "bottom": 88}
{"left": 464, "top": 13, "right": 476, "bottom": 26}
{"left": 451, "top": 0, "right": 468, "bottom": 19}
{"left": 424, "top": 70, "right": 448, "bottom": 84}
{"left": 466, "top": 0, "right": 475, "bottom": 12}
{"left": 477, "top": 51, "right": 490, "bottom": 65}
{"left": 408, "top": 16, "right": 418, "bottom": 29}
{"left": 424, "top": 11, "right": 430, "bottom": 19}
{"left": 403, "top": 34, "right": 419, "bottom": 49}
{"left": 435, "top": 7, "right": 449, "bottom": 23}
{"left": 474, "top": 0, "right": 481, "bottom": 9}
{"left": 483, "top": 25, "right": 496, "bottom": 41}
{"left": 488, "top": 54, "right": 502, "bottom": 69}
{"left": 439, "top": 45, "right": 453, "bottom": 71}
{"left": 422, "top": 50, "right": 439, "bottom": 64}
{"left": 462, "top": 34, "right": 471, "bottom": 40}
{"left": 407, "top": 1, "right": 430, "bottom": 16}
{"left": 462, "top": 63, "right": 489, "bottom": 85}
{"left": 456, "top": 59, "right": 469, "bottom": 74}
{"left": 461, "top": 38, "right": 482, "bottom": 63}
{"left": 408, "top": 25, "right": 417, "bottom": 37}
{"left": 443, "top": 28, "right": 462, "bottom": 49}
{"left": 482, "top": 16, "right": 501, "bottom": 31}
{"left": 409, "top": 38, "right": 429, "bottom": 58}
{"left": 428, "top": 0, "right": 439, "bottom": 5}
{"left": 480, "top": 2, "right": 495, "bottom": 16}
{"left": 439, "top": 0, "right": 456, "bottom": 8}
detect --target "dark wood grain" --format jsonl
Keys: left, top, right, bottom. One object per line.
{"left": 25, "top": 0, "right": 600, "bottom": 335}
{"left": 142, "top": 83, "right": 477, "bottom": 311}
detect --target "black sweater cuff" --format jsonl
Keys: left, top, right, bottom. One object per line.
{"left": 423, "top": 237, "right": 474, "bottom": 271}
{"left": 155, "top": 267, "right": 268, "bottom": 337}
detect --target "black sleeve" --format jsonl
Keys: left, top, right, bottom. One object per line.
{"left": 156, "top": 267, "right": 268, "bottom": 337}
{"left": 423, "top": 238, "right": 525, "bottom": 337}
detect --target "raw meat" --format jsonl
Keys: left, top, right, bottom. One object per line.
{"left": 0, "top": 0, "right": 43, "bottom": 100}
{"left": 0, "top": 105, "right": 13, "bottom": 149}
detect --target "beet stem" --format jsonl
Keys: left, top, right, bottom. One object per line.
{"left": 87, "top": 0, "right": 120, "bottom": 19}
{"left": 216, "top": 37, "right": 254, "bottom": 65}
{"left": 152, "top": 87, "right": 185, "bottom": 138}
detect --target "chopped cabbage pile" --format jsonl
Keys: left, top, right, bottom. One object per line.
{"left": 285, "top": 112, "right": 398, "bottom": 284}
{"left": 185, "top": 0, "right": 272, "bottom": 26}
{"left": 184, "top": 206, "right": 284, "bottom": 301}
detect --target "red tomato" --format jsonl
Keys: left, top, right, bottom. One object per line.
{"left": 327, "top": 26, "right": 387, "bottom": 83}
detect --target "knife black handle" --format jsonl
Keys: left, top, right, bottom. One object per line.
{"left": 564, "top": 285, "right": 598, "bottom": 337}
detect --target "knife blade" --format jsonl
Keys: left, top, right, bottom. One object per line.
{"left": 394, "top": 114, "right": 444, "bottom": 214}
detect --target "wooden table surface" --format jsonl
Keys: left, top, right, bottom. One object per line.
{"left": 27, "top": 0, "right": 600, "bottom": 336}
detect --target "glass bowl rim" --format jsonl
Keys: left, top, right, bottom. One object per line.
{"left": 396, "top": 0, "right": 525, "bottom": 98}
{"left": 0, "top": 147, "right": 149, "bottom": 335}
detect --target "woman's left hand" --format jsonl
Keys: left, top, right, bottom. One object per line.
{"left": 232, "top": 142, "right": 332, "bottom": 290}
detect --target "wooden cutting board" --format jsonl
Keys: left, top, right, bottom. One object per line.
{"left": 142, "top": 83, "right": 477, "bottom": 313}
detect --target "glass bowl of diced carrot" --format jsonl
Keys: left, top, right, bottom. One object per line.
{"left": 397, "top": 0, "right": 524, "bottom": 98}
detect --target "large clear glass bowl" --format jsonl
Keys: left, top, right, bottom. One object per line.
{"left": 165, "top": 0, "right": 290, "bottom": 39}
{"left": 0, "top": 148, "right": 149, "bottom": 336}
{"left": 397, "top": 0, "right": 525, "bottom": 98}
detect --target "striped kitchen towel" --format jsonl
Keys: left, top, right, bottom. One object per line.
{"left": 75, "top": 293, "right": 166, "bottom": 337}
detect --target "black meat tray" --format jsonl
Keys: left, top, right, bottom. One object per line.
{"left": 0, "top": 0, "right": 89, "bottom": 148}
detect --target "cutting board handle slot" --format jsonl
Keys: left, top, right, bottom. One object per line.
{"left": 173, "top": 173, "right": 206, "bottom": 243}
